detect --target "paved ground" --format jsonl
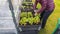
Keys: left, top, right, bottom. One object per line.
{"left": 0, "top": 0, "right": 17, "bottom": 34}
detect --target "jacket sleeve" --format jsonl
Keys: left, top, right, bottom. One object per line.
{"left": 33, "top": 0, "right": 38, "bottom": 10}
{"left": 37, "top": 0, "right": 47, "bottom": 13}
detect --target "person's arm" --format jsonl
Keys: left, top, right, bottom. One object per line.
{"left": 37, "top": 0, "right": 47, "bottom": 13}
{"left": 33, "top": 0, "right": 38, "bottom": 10}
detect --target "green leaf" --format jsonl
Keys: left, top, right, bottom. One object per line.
{"left": 28, "top": 12, "right": 33, "bottom": 17}
{"left": 28, "top": 17, "right": 34, "bottom": 25}
{"left": 20, "top": 12, "right": 27, "bottom": 17}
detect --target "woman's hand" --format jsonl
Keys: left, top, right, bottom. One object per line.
{"left": 34, "top": 10, "right": 40, "bottom": 16}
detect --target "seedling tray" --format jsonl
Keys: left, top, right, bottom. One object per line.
{"left": 18, "top": 0, "right": 41, "bottom": 32}
{"left": 18, "top": 8, "right": 41, "bottom": 32}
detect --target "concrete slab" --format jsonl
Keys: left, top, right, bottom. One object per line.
{"left": 0, "top": 19, "right": 17, "bottom": 34}
{"left": 0, "top": 0, "right": 17, "bottom": 34}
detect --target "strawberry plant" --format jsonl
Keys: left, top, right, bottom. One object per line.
{"left": 27, "top": 12, "right": 33, "bottom": 17}
{"left": 33, "top": 16, "right": 40, "bottom": 24}
{"left": 19, "top": 11, "right": 40, "bottom": 26}
{"left": 28, "top": 17, "right": 34, "bottom": 25}
{"left": 19, "top": 17, "right": 27, "bottom": 26}
{"left": 20, "top": 12, "right": 27, "bottom": 17}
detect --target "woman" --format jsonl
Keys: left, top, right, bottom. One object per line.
{"left": 33, "top": 0, "right": 55, "bottom": 28}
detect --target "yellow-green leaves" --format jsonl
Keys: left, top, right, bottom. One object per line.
{"left": 19, "top": 12, "right": 40, "bottom": 26}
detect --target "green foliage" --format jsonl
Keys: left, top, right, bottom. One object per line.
{"left": 33, "top": 16, "right": 40, "bottom": 24}
{"left": 20, "top": 12, "right": 40, "bottom": 25}
{"left": 37, "top": 3, "right": 41, "bottom": 9}
{"left": 19, "top": 17, "right": 27, "bottom": 26}
{"left": 27, "top": 12, "right": 33, "bottom": 17}
{"left": 20, "top": 12, "right": 27, "bottom": 17}
{"left": 28, "top": 17, "right": 34, "bottom": 25}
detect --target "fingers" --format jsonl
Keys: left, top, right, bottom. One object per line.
{"left": 34, "top": 10, "right": 38, "bottom": 13}
{"left": 34, "top": 12, "right": 37, "bottom": 16}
